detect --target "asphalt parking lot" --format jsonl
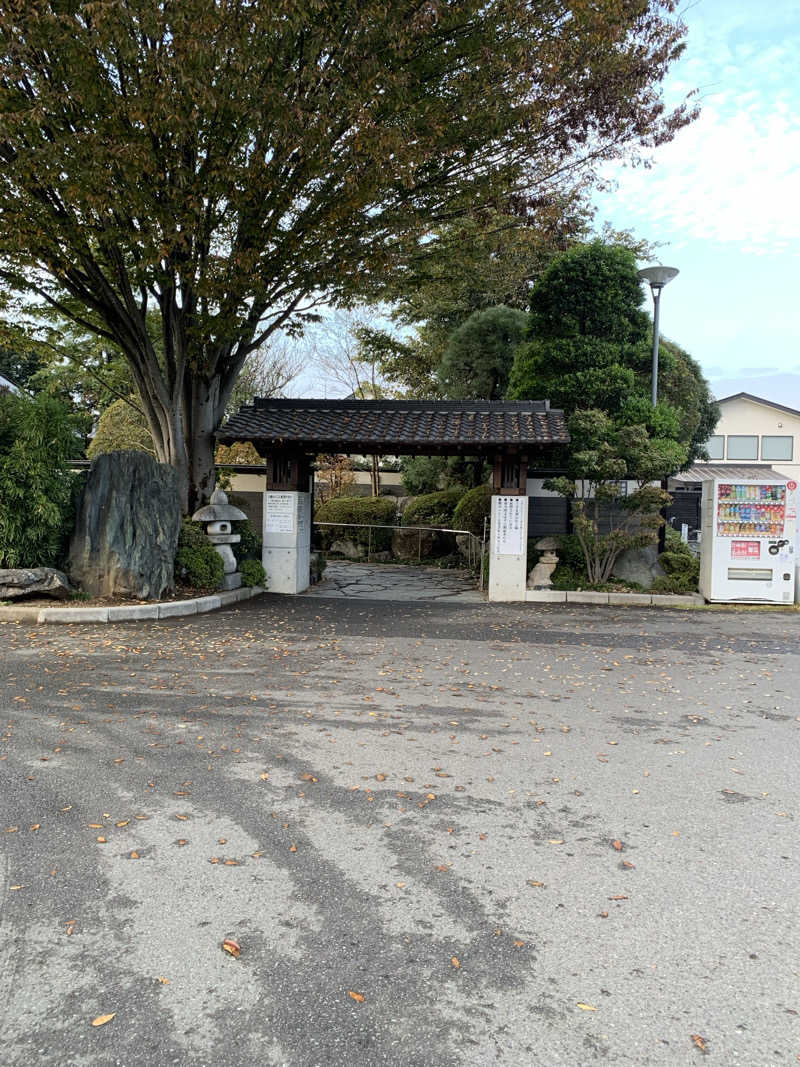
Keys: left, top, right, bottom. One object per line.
{"left": 1, "top": 596, "right": 798, "bottom": 1066}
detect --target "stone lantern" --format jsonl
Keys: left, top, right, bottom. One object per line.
{"left": 191, "top": 488, "right": 247, "bottom": 590}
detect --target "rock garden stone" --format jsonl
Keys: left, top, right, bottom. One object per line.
{"left": 0, "top": 567, "right": 73, "bottom": 600}
{"left": 68, "top": 451, "right": 181, "bottom": 599}
{"left": 611, "top": 544, "right": 666, "bottom": 589}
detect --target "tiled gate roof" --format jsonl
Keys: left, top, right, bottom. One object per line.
{"left": 217, "top": 399, "right": 568, "bottom": 454}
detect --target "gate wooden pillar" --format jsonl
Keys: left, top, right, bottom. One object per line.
{"left": 488, "top": 452, "right": 529, "bottom": 601}
{"left": 262, "top": 451, "right": 313, "bottom": 594}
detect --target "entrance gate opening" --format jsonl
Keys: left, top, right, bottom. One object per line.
{"left": 217, "top": 398, "right": 569, "bottom": 602}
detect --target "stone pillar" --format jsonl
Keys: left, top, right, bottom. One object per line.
{"left": 488, "top": 494, "right": 529, "bottom": 602}
{"left": 262, "top": 490, "right": 311, "bottom": 594}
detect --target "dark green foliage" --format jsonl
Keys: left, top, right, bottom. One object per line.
{"left": 452, "top": 484, "right": 492, "bottom": 537}
{"left": 507, "top": 242, "right": 718, "bottom": 469}
{"left": 654, "top": 529, "right": 699, "bottom": 592}
{"left": 174, "top": 519, "right": 224, "bottom": 589}
{"left": 315, "top": 496, "right": 398, "bottom": 551}
{"left": 239, "top": 558, "right": 266, "bottom": 587}
{"left": 0, "top": 390, "right": 84, "bottom": 567}
{"left": 232, "top": 518, "right": 262, "bottom": 565}
{"left": 437, "top": 305, "right": 527, "bottom": 400}
{"left": 403, "top": 487, "right": 466, "bottom": 528}
{"left": 401, "top": 456, "right": 445, "bottom": 496}
{"left": 527, "top": 241, "right": 649, "bottom": 342}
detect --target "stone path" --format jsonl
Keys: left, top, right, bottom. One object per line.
{"left": 302, "top": 560, "right": 483, "bottom": 601}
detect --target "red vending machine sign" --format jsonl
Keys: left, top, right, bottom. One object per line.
{"left": 731, "top": 540, "right": 761, "bottom": 559}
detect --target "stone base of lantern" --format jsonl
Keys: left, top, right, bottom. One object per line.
{"left": 221, "top": 572, "right": 242, "bottom": 591}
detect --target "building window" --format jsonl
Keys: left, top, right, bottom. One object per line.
{"left": 705, "top": 435, "right": 724, "bottom": 460}
{"left": 726, "top": 435, "right": 759, "bottom": 461}
{"left": 761, "top": 435, "right": 793, "bottom": 461}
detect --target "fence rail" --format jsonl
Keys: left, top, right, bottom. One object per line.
{"left": 313, "top": 521, "right": 488, "bottom": 588}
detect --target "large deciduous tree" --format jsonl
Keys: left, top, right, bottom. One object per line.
{"left": 0, "top": 0, "right": 694, "bottom": 509}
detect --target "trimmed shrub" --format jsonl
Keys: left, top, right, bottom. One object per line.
{"left": 174, "top": 519, "right": 224, "bottom": 588}
{"left": 403, "top": 487, "right": 466, "bottom": 528}
{"left": 233, "top": 517, "right": 262, "bottom": 564}
{"left": 314, "top": 496, "right": 398, "bottom": 551}
{"left": 452, "top": 484, "right": 492, "bottom": 537}
{"left": 240, "top": 558, "right": 266, "bottom": 587}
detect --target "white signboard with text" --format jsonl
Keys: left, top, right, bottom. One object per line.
{"left": 493, "top": 495, "right": 525, "bottom": 556}
{"left": 264, "top": 492, "right": 296, "bottom": 534}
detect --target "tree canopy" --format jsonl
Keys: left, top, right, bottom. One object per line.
{"left": 0, "top": 0, "right": 695, "bottom": 507}
{"left": 507, "top": 242, "right": 718, "bottom": 466}
{"left": 437, "top": 306, "right": 527, "bottom": 401}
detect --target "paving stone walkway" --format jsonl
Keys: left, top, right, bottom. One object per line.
{"left": 302, "top": 560, "right": 483, "bottom": 601}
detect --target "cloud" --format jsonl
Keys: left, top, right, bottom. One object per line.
{"left": 595, "top": 1, "right": 800, "bottom": 255}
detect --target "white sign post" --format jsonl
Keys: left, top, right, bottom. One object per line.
{"left": 488, "top": 495, "right": 528, "bottom": 601}
{"left": 262, "top": 490, "right": 311, "bottom": 594}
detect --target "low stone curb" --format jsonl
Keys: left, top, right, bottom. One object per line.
{"left": 526, "top": 589, "right": 705, "bottom": 608}
{"left": 0, "top": 586, "right": 265, "bottom": 624}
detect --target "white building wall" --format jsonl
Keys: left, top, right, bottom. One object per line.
{"left": 709, "top": 396, "right": 800, "bottom": 481}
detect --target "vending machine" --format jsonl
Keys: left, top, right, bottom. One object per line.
{"left": 699, "top": 477, "right": 797, "bottom": 603}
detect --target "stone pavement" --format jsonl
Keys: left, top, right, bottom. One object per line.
{"left": 303, "top": 559, "right": 483, "bottom": 601}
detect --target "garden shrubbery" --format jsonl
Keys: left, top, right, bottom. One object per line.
{"left": 653, "top": 528, "right": 700, "bottom": 593}
{"left": 402, "top": 486, "right": 465, "bottom": 527}
{"left": 452, "top": 484, "right": 492, "bottom": 537}
{"left": 174, "top": 518, "right": 224, "bottom": 588}
{"left": 239, "top": 558, "right": 266, "bottom": 587}
{"left": 231, "top": 515, "right": 262, "bottom": 565}
{"left": 314, "top": 496, "right": 398, "bottom": 552}
{"left": 0, "top": 391, "right": 85, "bottom": 568}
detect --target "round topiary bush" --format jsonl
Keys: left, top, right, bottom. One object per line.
{"left": 452, "top": 484, "right": 492, "bottom": 537}
{"left": 240, "top": 558, "right": 266, "bottom": 587}
{"left": 314, "top": 496, "right": 398, "bottom": 552}
{"left": 174, "top": 519, "right": 224, "bottom": 589}
{"left": 403, "top": 487, "right": 466, "bottom": 528}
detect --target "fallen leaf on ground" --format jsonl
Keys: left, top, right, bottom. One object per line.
{"left": 91, "top": 1013, "right": 115, "bottom": 1027}
{"left": 691, "top": 1033, "right": 709, "bottom": 1054}
{"left": 611, "top": 839, "right": 623, "bottom": 851}
{"left": 577, "top": 1003, "right": 597, "bottom": 1011}
{"left": 548, "top": 839, "right": 564, "bottom": 845}
{"left": 348, "top": 990, "right": 365, "bottom": 1003}
{"left": 221, "top": 939, "right": 241, "bottom": 958}
{"left": 129, "top": 850, "right": 139, "bottom": 859}
{"left": 451, "top": 957, "right": 460, "bottom": 968}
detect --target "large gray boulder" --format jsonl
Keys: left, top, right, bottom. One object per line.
{"left": 0, "top": 567, "right": 73, "bottom": 600}
{"left": 611, "top": 544, "right": 666, "bottom": 589}
{"left": 68, "top": 451, "right": 181, "bottom": 599}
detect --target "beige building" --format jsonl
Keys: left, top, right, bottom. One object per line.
{"left": 703, "top": 392, "right": 800, "bottom": 481}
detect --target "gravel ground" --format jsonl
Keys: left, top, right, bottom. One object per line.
{"left": 0, "top": 596, "right": 798, "bottom": 1066}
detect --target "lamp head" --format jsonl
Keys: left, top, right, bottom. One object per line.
{"left": 637, "top": 266, "right": 679, "bottom": 291}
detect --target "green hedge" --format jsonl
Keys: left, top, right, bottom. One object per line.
{"left": 403, "top": 486, "right": 466, "bottom": 528}
{"left": 314, "top": 496, "right": 398, "bottom": 551}
{"left": 452, "top": 484, "right": 492, "bottom": 537}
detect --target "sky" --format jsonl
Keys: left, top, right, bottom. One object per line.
{"left": 293, "top": 0, "right": 800, "bottom": 406}
{"left": 594, "top": 0, "right": 800, "bottom": 407}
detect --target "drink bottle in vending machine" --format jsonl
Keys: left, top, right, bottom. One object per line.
{"left": 699, "top": 477, "right": 797, "bottom": 602}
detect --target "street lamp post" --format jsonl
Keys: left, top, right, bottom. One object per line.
{"left": 637, "top": 266, "right": 679, "bottom": 406}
